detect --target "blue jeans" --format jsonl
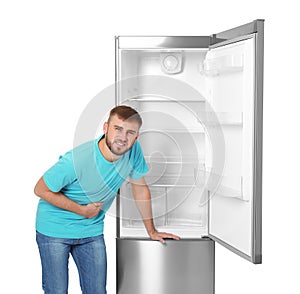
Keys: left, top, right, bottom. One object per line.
{"left": 36, "top": 231, "right": 107, "bottom": 294}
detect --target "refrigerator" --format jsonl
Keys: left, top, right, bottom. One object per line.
{"left": 115, "top": 19, "right": 264, "bottom": 294}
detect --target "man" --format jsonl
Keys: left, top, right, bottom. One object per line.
{"left": 34, "top": 105, "right": 179, "bottom": 294}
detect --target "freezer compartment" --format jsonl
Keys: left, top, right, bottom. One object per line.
{"left": 117, "top": 238, "right": 215, "bottom": 294}
{"left": 118, "top": 49, "right": 208, "bottom": 99}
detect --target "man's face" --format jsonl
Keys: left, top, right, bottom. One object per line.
{"left": 103, "top": 115, "right": 140, "bottom": 156}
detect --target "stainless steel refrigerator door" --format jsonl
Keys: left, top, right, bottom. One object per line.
{"left": 207, "top": 20, "right": 263, "bottom": 264}
{"left": 117, "top": 238, "right": 215, "bottom": 294}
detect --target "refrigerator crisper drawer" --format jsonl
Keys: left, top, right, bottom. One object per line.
{"left": 117, "top": 238, "right": 215, "bottom": 294}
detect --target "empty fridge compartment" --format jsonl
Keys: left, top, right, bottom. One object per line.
{"left": 166, "top": 186, "right": 208, "bottom": 227}
{"left": 146, "top": 156, "right": 204, "bottom": 188}
{"left": 145, "top": 155, "right": 204, "bottom": 186}
{"left": 139, "top": 131, "right": 205, "bottom": 165}
{"left": 124, "top": 98, "right": 206, "bottom": 134}
{"left": 120, "top": 183, "right": 167, "bottom": 228}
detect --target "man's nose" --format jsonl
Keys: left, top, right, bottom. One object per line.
{"left": 119, "top": 131, "right": 128, "bottom": 141}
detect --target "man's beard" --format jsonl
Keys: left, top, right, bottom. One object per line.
{"left": 105, "top": 136, "right": 130, "bottom": 156}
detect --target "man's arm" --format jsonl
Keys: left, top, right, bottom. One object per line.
{"left": 34, "top": 176, "right": 102, "bottom": 218}
{"left": 130, "top": 177, "right": 180, "bottom": 243}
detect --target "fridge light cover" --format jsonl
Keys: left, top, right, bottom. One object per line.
{"left": 160, "top": 52, "right": 183, "bottom": 74}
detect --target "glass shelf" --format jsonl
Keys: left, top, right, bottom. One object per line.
{"left": 144, "top": 155, "right": 205, "bottom": 165}
{"left": 167, "top": 218, "right": 204, "bottom": 227}
{"left": 197, "top": 111, "right": 243, "bottom": 126}
{"left": 124, "top": 97, "right": 206, "bottom": 103}
{"left": 123, "top": 219, "right": 204, "bottom": 228}
{"left": 140, "top": 127, "right": 205, "bottom": 134}
{"left": 145, "top": 175, "right": 196, "bottom": 188}
{"left": 120, "top": 225, "right": 206, "bottom": 239}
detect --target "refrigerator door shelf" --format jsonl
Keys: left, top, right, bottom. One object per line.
{"left": 200, "top": 53, "right": 244, "bottom": 76}
{"left": 195, "top": 168, "right": 245, "bottom": 201}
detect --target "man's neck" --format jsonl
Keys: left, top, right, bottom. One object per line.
{"left": 98, "top": 137, "right": 121, "bottom": 162}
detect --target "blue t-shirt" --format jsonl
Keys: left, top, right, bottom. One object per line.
{"left": 36, "top": 135, "right": 149, "bottom": 238}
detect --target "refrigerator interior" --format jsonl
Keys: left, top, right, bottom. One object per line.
{"left": 117, "top": 39, "right": 254, "bottom": 243}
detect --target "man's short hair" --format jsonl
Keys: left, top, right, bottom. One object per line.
{"left": 108, "top": 105, "right": 142, "bottom": 127}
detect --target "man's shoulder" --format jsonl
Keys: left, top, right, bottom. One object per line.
{"left": 71, "top": 139, "right": 97, "bottom": 162}
{"left": 73, "top": 139, "right": 95, "bottom": 153}
{"left": 128, "top": 140, "right": 143, "bottom": 160}
{"left": 132, "top": 140, "right": 142, "bottom": 151}
{"left": 57, "top": 140, "right": 95, "bottom": 160}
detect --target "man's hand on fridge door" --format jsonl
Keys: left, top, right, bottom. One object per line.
{"left": 149, "top": 230, "right": 180, "bottom": 243}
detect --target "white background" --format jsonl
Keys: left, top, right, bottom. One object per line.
{"left": 1, "top": 0, "right": 299, "bottom": 293}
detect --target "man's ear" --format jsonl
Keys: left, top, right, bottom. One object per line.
{"left": 103, "top": 122, "right": 108, "bottom": 134}
{"left": 133, "top": 133, "right": 139, "bottom": 144}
